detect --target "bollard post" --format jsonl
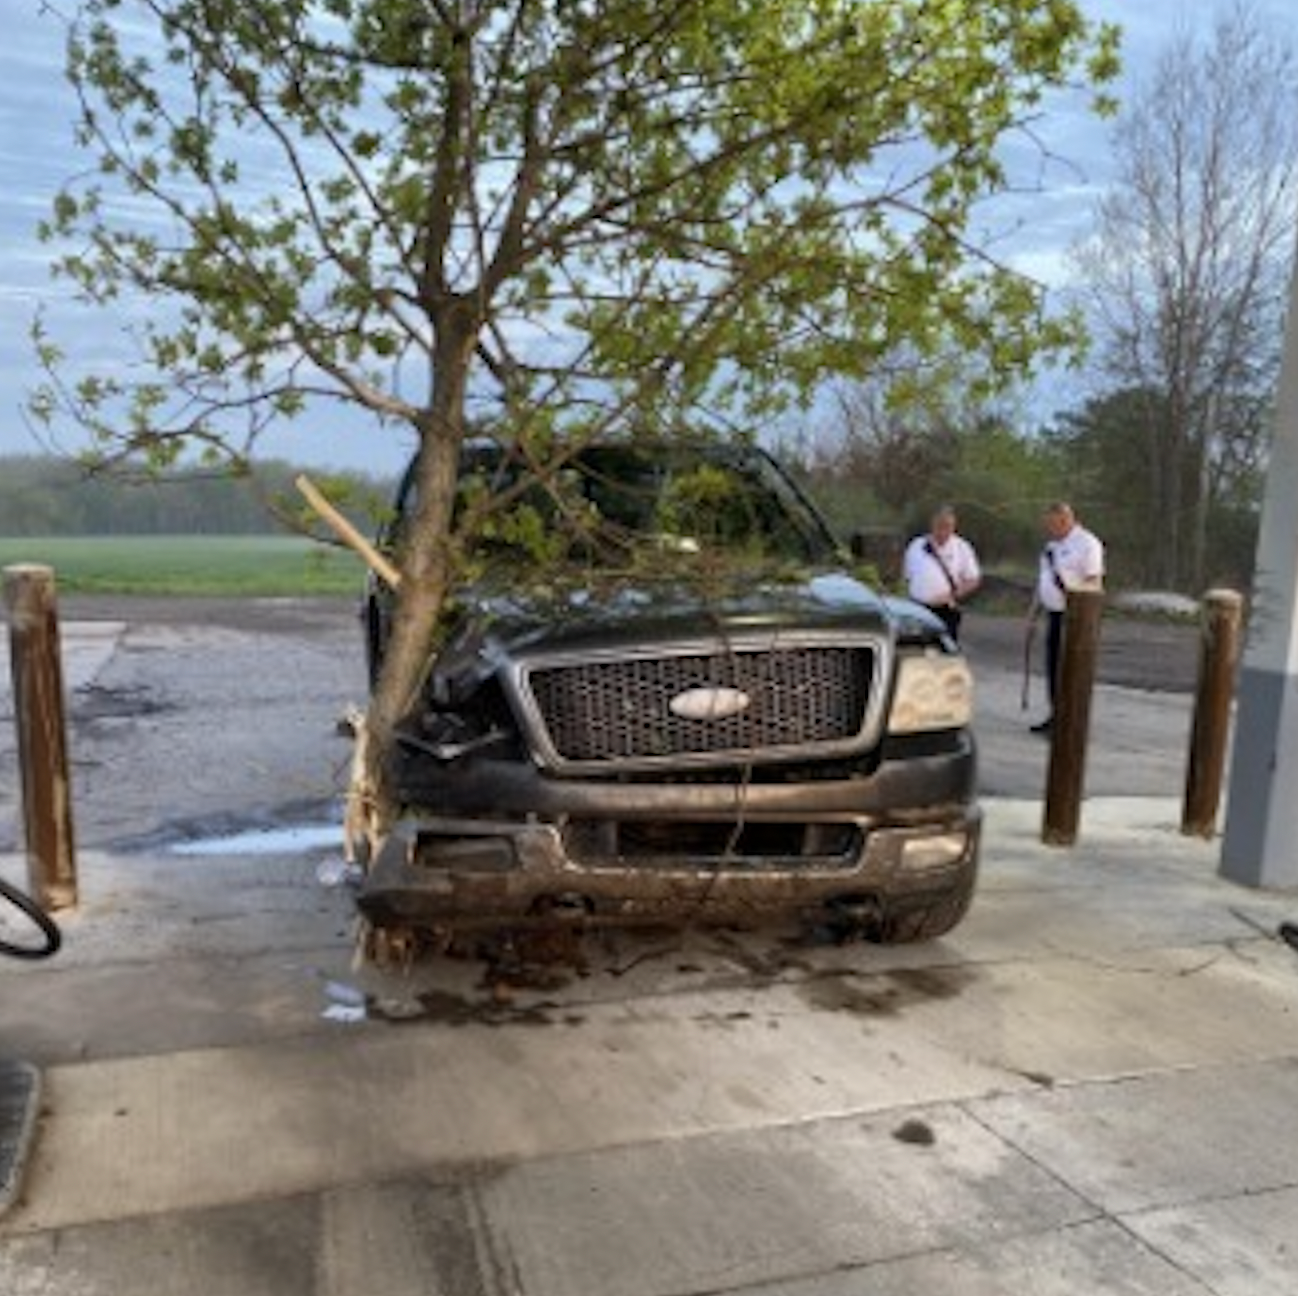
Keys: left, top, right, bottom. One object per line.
{"left": 1042, "top": 588, "right": 1105, "bottom": 846}
{"left": 1182, "top": 589, "right": 1244, "bottom": 838}
{"left": 3, "top": 565, "right": 78, "bottom": 911}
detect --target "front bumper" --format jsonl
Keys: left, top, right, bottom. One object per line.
{"left": 359, "top": 740, "right": 981, "bottom": 931}
{"left": 360, "top": 794, "right": 976, "bottom": 940}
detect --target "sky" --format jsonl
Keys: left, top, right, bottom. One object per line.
{"left": 2, "top": 1, "right": 1296, "bottom": 477}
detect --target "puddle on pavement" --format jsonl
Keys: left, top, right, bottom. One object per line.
{"left": 797, "top": 965, "right": 976, "bottom": 1017}
{"left": 172, "top": 823, "right": 342, "bottom": 856}
{"left": 366, "top": 989, "right": 572, "bottom": 1028}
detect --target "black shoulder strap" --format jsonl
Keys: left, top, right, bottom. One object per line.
{"left": 1044, "top": 545, "right": 1067, "bottom": 594}
{"left": 925, "top": 539, "right": 960, "bottom": 597}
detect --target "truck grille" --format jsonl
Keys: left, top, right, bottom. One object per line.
{"left": 521, "top": 642, "right": 878, "bottom": 771}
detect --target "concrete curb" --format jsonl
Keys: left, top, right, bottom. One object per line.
{"left": 0, "top": 1058, "right": 40, "bottom": 1218}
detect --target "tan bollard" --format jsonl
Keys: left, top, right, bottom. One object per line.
{"left": 1182, "top": 589, "right": 1244, "bottom": 838}
{"left": 1042, "top": 588, "right": 1105, "bottom": 846}
{"left": 3, "top": 564, "right": 78, "bottom": 911}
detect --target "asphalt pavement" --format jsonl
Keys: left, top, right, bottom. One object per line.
{"left": 2, "top": 601, "right": 1297, "bottom": 1295}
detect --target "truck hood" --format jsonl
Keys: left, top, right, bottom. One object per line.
{"left": 472, "top": 568, "right": 888, "bottom": 650}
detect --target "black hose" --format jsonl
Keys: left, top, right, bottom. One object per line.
{"left": 0, "top": 875, "right": 62, "bottom": 960}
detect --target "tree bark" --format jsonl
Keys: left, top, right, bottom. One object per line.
{"left": 356, "top": 315, "right": 478, "bottom": 850}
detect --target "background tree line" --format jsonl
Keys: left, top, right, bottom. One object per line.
{"left": 793, "top": 384, "right": 1261, "bottom": 594}
{"left": 0, "top": 456, "right": 392, "bottom": 537}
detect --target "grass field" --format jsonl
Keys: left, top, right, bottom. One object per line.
{"left": 0, "top": 535, "right": 366, "bottom": 597}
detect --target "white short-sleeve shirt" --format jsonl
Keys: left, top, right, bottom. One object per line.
{"left": 1037, "top": 524, "right": 1105, "bottom": 612}
{"left": 904, "top": 533, "right": 980, "bottom": 607}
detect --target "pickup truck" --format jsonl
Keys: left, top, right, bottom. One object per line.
{"left": 357, "top": 435, "right": 980, "bottom": 946}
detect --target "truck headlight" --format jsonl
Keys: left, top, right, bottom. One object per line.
{"left": 888, "top": 650, "right": 973, "bottom": 734}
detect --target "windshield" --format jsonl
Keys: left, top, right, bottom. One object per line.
{"left": 455, "top": 440, "right": 840, "bottom": 570}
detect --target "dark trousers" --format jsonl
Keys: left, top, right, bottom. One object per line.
{"left": 926, "top": 605, "right": 962, "bottom": 641}
{"left": 1044, "top": 610, "right": 1064, "bottom": 710}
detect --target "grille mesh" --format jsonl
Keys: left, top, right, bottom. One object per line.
{"left": 525, "top": 645, "right": 874, "bottom": 765}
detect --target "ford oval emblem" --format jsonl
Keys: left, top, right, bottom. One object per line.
{"left": 669, "top": 685, "right": 751, "bottom": 721}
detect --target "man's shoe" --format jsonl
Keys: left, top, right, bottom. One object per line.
{"left": 1030, "top": 718, "right": 1053, "bottom": 736}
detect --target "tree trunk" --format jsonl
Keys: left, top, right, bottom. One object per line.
{"left": 353, "top": 319, "right": 478, "bottom": 854}
{"left": 1142, "top": 392, "right": 1180, "bottom": 588}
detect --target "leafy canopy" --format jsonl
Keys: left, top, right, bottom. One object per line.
{"left": 34, "top": 0, "right": 1120, "bottom": 466}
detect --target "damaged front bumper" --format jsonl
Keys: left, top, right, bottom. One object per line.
{"left": 357, "top": 801, "right": 980, "bottom": 935}
{"left": 359, "top": 735, "right": 981, "bottom": 934}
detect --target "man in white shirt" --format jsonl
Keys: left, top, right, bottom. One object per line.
{"left": 1027, "top": 501, "right": 1105, "bottom": 735}
{"left": 902, "top": 505, "right": 981, "bottom": 641}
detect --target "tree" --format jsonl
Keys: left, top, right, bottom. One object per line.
{"left": 1051, "top": 383, "right": 1267, "bottom": 588}
{"left": 1072, "top": 1, "right": 1298, "bottom": 591}
{"left": 937, "top": 416, "right": 1063, "bottom": 567}
{"left": 32, "top": 0, "right": 1119, "bottom": 837}
{"left": 817, "top": 374, "right": 962, "bottom": 519}
{"left": 805, "top": 370, "right": 1061, "bottom": 574}
{"left": 1049, "top": 387, "right": 1167, "bottom": 585}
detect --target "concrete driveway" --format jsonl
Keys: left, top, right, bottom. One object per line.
{"left": 2, "top": 600, "right": 1296, "bottom": 1295}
